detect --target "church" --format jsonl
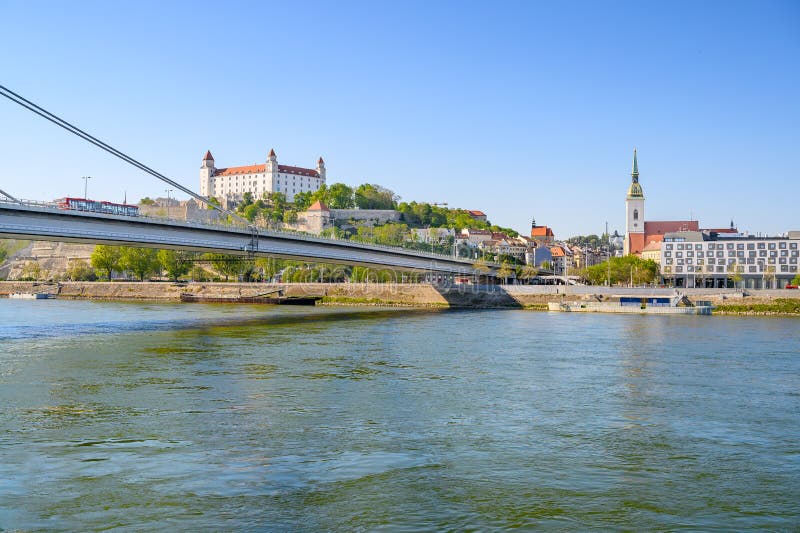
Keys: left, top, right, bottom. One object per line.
{"left": 623, "top": 150, "right": 734, "bottom": 256}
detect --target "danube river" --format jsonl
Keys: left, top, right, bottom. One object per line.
{"left": 1, "top": 300, "right": 798, "bottom": 530}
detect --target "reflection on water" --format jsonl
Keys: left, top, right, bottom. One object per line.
{"left": 0, "top": 300, "right": 798, "bottom": 530}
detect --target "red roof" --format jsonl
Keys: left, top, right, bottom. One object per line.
{"left": 642, "top": 241, "right": 662, "bottom": 252}
{"left": 318, "top": 156, "right": 325, "bottom": 165}
{"left": 269, "top": 148, "right": 276, "bottom": 157}
{"left": 644, "top": 220, "right": 699, "bottom": 237}
{"left": 278, "top": 164, "right": 319, "bottom": 177}
{"left": 468, "top": 210, "right": 486, "bottom": 217}
{"left": 307, "top": 200, "right": 330, "bottom": 211}
{"left": 531, "top": 226, "right": 554, "bottom": 237}
{"left": 550, "top": 246, "right": 565, "bottom": 257}
{"left": 203, "top": 150, "right": 214, "bottom": 161}
{"left": 214, "top": 164, "right": 266, "bottom": 177}
{"left": 213, "top": 163, "right": 319, "bottom": 178}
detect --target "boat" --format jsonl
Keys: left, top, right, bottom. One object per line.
{"left": 547, "top": 294, "right": 714, "bottom": 315}
{"left": 7, "top": 292, "right": 56, "bottom": 300}
{"left": 179, "top": 293, "right": 321, "bottom": 305}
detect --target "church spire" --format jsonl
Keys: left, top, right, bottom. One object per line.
{"left": 626, "top": 148, "right": 644, "bottom": 199}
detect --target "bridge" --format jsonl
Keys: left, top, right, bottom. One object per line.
{"left": 0, "top": 201, "right": 497, "bottom": 276}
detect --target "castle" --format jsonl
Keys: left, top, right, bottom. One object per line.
{"left": 200, "top": 149, "right": 326, "bottom": 205}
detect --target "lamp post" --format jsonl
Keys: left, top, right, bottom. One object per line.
{"left": 82, "top": 176, "right": 91, "bottom": 200}
{"left": 165, "top": 189, "right": 173, "bottom": 219}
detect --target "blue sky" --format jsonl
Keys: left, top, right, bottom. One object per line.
{"left": 1, "top": 0, "right": 798, "bottom": 237}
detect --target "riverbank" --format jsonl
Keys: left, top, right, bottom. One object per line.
{"left": 1, "top": 281, "right": 799, "bottom": 314}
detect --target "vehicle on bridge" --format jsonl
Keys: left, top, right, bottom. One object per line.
{"left": 57, "top": 197, "right": 139, "bottom": 217}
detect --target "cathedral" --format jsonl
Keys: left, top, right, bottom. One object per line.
{"left": 624, "top": 150, "right": 707, "bottom": 256}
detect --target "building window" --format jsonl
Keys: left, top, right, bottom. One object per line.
{"left": 633, "top": 209, "right": 639, "bottom": 221}
{"left": 779, "top": 242, "right": 787, "bottom": 249}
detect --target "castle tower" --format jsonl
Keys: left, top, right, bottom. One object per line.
{"left": 624, "top": 149, "right": 645, "bottom": 255}
{"left": 200, "top": 150, "right": 215, "bottom": 198}
{"left": 316, "top": 156, "right": 326, "bottom": 182}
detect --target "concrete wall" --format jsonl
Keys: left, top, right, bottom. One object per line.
{"left": 3, "top": 281, "right": 798, "bottom": 308}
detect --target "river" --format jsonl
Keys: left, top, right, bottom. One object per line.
{"left": 1, "top": 300, "right": 798, "bottom": 530}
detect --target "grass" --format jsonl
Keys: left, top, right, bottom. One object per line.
{"left": 715, "top": 298, "right": 800, "bottom": 316}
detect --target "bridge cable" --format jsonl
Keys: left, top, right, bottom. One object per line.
{"left": 0, "top": 84, "right": 257, "bottom": 246}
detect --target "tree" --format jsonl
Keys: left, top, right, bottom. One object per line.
{"left": 792, "top": 274, "right": 800, "bottom": 286}
{"left": 355, "top": 184, "right": 398, "bottom": 210}
{"left": 158, "top": 249, "right": 191, "bottom": 281}
{"left": 0, "top": 243, "right": 7, "bottom": 264}
{"left": 207, "top": 253, "right": 251, "bottom": 282}
{"left": 727, "top": 262, "right": 743, "bottom": 289}
{"left": 120, "top": 247, "right": 160, "bottom": 281}
{"left": 91, "top": 245, "right": 122, "bottom": 280}
{"left": 763, "top": 265, "right": 776, "bottom": 289}
{"left": 64, "top": 260, "right": 96, "bottom": 281}
{"left": 518, "top": 265, "right": 539, "bottom": 282}
{"left": 293, "top": 191, "right": 314, "bottom": 211}
{"left": 139, "top": 197, "right": 155, "bottom": 205}
{"left": 497, "top": 262, "right": 514, "bottom": 284}
{"left": 584, "top": 256, "right": 659, "bottom": 286}
{"left": 472, "top": 258, "right": 490, "bottom": 275}
{"left": 327, "top": 183, "right": 355, "bottom": 209}
{"left": 19, "top": 261, "right": 42, "bottom": 281}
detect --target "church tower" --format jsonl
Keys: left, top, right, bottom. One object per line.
{"left": 200, "top": 150, "right": 215, "bottom": 198}
{"left": 624, "top": 149, "right": 645, "bottom": 256}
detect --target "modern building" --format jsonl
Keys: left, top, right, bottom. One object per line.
{"left": 200, "top": 149, "right": 326, "bottom": 205}
{"left": 661, "top": 230, "right": 800, "bottom": 288}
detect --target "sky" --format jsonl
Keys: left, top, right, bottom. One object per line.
{"left": 1, "top": 0, "right": 798, "bottom": 238}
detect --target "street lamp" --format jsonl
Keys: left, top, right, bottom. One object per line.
{"left": 82, "top": 176, "right": 91, "bottom": 200}
{"left": 165, "top": 189, "right": 173, "bottom": 219}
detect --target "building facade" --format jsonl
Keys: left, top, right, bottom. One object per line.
{"left": 200, "top": 149, "right": 326, "bottom": 205}
{"left": 661, "top": 231, "right": 800, "bottom": 288}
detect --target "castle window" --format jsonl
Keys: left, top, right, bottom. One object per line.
{"left": 633, "top": 209, "right": 639, "bottom": 221}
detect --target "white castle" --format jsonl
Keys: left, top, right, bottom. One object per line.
{"left": 200, "top": 148, "right": 326, "bottom": 204}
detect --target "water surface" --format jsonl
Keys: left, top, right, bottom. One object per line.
{"left": 1, "top": 300, "right": 798, "bottom": 530}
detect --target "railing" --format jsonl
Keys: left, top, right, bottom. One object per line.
{"left": 0, "top": 198, "right": 500, "bottom": 269}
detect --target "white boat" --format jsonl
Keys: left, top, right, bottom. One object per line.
{"left": 8, "top": 292, "right": 55, "bottom": 300}
{"left": 548, "top": 295, "right": 713, "bottom": 315}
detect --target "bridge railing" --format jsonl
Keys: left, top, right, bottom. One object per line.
{"left": 1, "top": 198, "right": 501, "bottom": 268}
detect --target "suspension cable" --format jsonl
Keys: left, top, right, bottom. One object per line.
{"left": 0, "top": 83, "right": 253, "bottom": 232}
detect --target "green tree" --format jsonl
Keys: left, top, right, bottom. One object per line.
{"left": 64, "top": 260, "right": 96, "bottom": 281}
{"left": 327, "top": 183, "right": 355, "bottom": 209}
{"left": 19, "top": 261, "right": 43, "bottom": 281}
{"left": 792, "top": 274, "right": 800, "bottom": 286}
{"left": 518, "top": 265, "right": 539, "bottom": 281}
{"left": 293, "top": 191, "right": 314, "bottom": 211}
{"left": 139, "top": 197, "right": 155, "bottom": 205}
{"left": 120, "top": 247, "right": 160, "bottom": 281}
{"left": 355, "top": 184, "right": 398, "bottom": 210}
{"left": 497, "top": 262, "right": 514, "bottom": 284}
{"left": 90, "top": 245, "right": 122, "bottom": 280}
{"left": 207, "top": 253, "right": 251, "bottom": 282}
{"left": 0, "top": 243, "right": 7, "bottom": 264}
{"left": 242, "top": 203, "right": 260, "bottom": 222}
{"left": 158, "top": 249, "right": 192, "bottom": 281}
